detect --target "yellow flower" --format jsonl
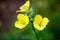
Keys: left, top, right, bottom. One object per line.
{"left": 16, "top": 0, "right": 30, "bottom": 12}
{"left": 14, "top": 14, "right": 29, "bottom": 29}
{"left": 33, "top": 15, "right": 49, "bottom": 31}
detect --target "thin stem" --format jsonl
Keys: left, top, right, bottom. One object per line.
{"left": 31, "top": 23, "right": 38, "bottom": 40}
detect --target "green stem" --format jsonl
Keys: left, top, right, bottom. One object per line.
{"left": 31, "top": 23, "right": 38, "bottom": 40}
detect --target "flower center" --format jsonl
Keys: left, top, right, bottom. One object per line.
{"left": 39, "top": 21, "right": 42, "bottom": 26}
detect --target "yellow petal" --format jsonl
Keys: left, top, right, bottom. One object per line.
{"left": 17, "top": 14, "right": 29, "bottom": 22}
{"left": 15, "top": 21, "right": 25, "bottom": 29}
{"left": 33, "top": 23, "right": 46, "bottom": 30}
{"left": 16, "top": 0, "right": 30, "bottom": 12}
{"left": 34, "top": 15, "right": 42, "bottom": 23}
{"left": 14, "top": 14, "right": 29, "bottom": 29}
{"left": 33, "top": 15, "right": 49, "bottom": 31}
{"left": 42, "top": 17, "right": 49, "bottom": 26}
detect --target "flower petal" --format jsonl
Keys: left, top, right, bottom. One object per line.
{"left": 17, "top": 14, "right": 29, "bottom": 23}
{"left": 42, "top": 17, "right": 49, "bottom": 26}
{"left": 14, "top": 21, "right": 26, "bottom": 29}
{"left": 34, "top": 15, "right": 42, "bottom": 23}
{"left": 16, "top": 0, "right": 30, "bottom": 12}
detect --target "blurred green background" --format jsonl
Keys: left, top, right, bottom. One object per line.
{"left": 0, "top": 0, "right": 60, "bottom": 40}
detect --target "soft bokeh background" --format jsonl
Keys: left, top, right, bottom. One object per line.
{"left": 0, "top": 0, "right": 60, "bottom": 40}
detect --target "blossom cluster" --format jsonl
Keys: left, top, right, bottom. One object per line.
{"left": 14, "top": 0, "right": 49, "bottom": 31}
